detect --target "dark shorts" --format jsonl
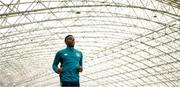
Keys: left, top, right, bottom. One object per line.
{"left": 61, "top": 81, "right": 80, "bottom": 87}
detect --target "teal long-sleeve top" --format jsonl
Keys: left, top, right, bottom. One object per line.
{"left": 52, "top": 46, "right": 83, "bottom": 82}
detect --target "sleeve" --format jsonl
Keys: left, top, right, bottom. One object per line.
{"left": 52, "top": 51, "right": 61, "bottom": 73}
{"left": 79, "top": 52, "right": 83, "bottom": 68}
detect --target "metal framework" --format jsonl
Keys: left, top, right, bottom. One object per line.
{"left": 0, "top": 0, "right": 180, "bottom": 87}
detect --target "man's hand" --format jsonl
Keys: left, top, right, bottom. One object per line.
{"left": 77, "top": 66, "right": 83, "bottom": 72}
{"left": 57, "top": 68, "right": 62, "bottom": 74}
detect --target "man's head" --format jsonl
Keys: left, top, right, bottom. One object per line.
{"left": 65, "top": 35, "right": 75, "bottom": 47}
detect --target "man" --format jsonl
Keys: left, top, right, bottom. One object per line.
{"left": 52, "top": 35, "right": 83, "bottom": 87}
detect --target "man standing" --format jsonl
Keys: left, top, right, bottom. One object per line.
{"left": 52, "top": 35, "right": 83, "bottom": 87}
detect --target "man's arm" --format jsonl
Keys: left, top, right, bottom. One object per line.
{"left": 52, "top": 52, "right": 62, "bottom": 74}
{"left": 78, "top": 52, "right": 83, "bottom": 72}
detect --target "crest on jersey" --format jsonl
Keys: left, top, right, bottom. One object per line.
{"left": 76, "top": 53, "right": 81, "bottom": 57}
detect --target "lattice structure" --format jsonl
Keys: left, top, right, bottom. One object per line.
{"left": 0, "top": 0, "right": 180, "bottom": 87}
{"left": 157, "top": 0, "right": 180, "bottom": 8}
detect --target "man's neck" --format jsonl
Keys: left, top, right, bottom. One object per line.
{"left": 66, "top": 46, "right": 74, "bottom": 50}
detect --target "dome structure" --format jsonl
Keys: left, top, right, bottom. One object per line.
{"left": 0, "top": 0, "right": 180, "bottom": 87}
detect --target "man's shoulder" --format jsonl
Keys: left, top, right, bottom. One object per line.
{"left": 74, "top": 48, "right": 82, "bottom": 53}
{"left": 57, "top": 48, "right": 66, "bottom": 53}
{"left": 58, "top": 48, "right": 66, "bottom": 53}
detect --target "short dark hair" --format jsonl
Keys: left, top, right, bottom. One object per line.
{"left": 65, "top": 35, "right": 73, "bottom": 42}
